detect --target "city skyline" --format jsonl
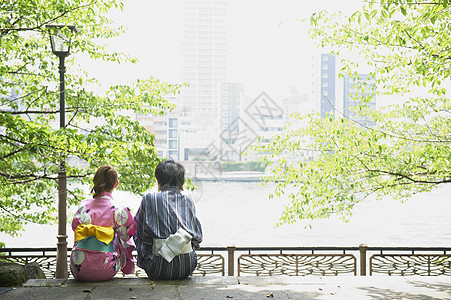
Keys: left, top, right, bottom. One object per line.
{"left": 77, "top": 0, "right": 369, "bottom": 162}
{"left": 79, "top": 0, "right": 360, "bottom": 99}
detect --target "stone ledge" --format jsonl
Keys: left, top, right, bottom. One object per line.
{"left": 5, "top": 276, "right": 451, "bottom": 300}
{"left": 24, "top": 275, "right": 239, "bottom": 287}
{"left": 23, "top": 279, "right": 67, "bottom": 287}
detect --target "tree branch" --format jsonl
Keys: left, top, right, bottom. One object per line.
{"left": 0, "top": 2, "right": 93, "bottom": 35}
{"left": 0, "top": 171, "right": 91, "bottom": 184}
{"left": 1, "top": 145, "right": 29, "bottom": 159}
{"left": 365, "top": 168, "right": 451, "bottom": 184}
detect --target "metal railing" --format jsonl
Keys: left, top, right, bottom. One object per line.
{"left": 365, "top": 246, "right": 451, "bottom": 276}
{"left": 1, "top": 245, "right": 451, "bottom": 278}
{"left": 231, "top": 246, "right": 358, "bottom": 276}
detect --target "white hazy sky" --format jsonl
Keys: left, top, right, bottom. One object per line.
{"left": 79, "top": 0, "right": 361, "bottom": 98}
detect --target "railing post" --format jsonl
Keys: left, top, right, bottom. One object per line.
{"left": 359, "top": 244, "right": 367, "bottom": 276}
{"left": 227, "top": 245, "right": 236, "bottom": 276}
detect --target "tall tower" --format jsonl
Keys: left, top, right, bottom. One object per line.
{"left": 312, "top": 53, "right": 337, "bottom": 118}
{"left": 319, "top": 54, "right": 336, "bottom": 118}
{"left": 180, "top": 0, "right": 228, "bottom": 128}
{"left": 219, "top": 82, "right": 243, "bottom": 160}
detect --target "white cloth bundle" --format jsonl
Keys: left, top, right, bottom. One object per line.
{"left": 152, "top": 228, "right": 193, "bottom": 263}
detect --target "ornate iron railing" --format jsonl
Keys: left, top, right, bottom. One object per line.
{"left": 367, "top": 246, "right": 451, "bottom": 276}
{"left": 238, "top": 254, "right": 356, "bottom": 276}
{"left": 230, "top": 246, "right": 358, "bottom": 276}
{"left": 0, "top": 247, "right": 225, "bottom": 278}
{"left": 1, "top": 245, "right": 451, "bottom": 278}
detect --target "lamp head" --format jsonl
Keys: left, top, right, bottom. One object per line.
{"left": 46, "top": 25, "right": 77, "bottom": 57}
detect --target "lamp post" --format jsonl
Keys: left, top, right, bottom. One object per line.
{"left": 47, "top": 25, "right": 76, "bottom": 279}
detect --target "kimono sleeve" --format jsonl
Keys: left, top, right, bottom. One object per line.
{"left": 133, "top": 198, "right": 145, "bottom": 244}
{"left": 113, "top": 206, "right": 136, "bottom": 274}
{"left": 186, "top": 198, "right": 203, "bottom": 249}
{"left": 71, "top": 202, "right": 91, "bottom": 231}
{"left": 113, "top": 207, "right": 136, "bottom": 242}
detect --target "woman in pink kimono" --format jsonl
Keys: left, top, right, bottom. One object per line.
{"left": 70, "top": 165, "right": 136, "bottom": 281}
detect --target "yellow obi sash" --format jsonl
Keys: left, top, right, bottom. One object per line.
{"left": 74, "top": 224, "right": 115, "bottom": 252}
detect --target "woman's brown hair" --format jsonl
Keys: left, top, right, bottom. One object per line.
{"left": 91, "top": 165, "right": 118, "bottom": 198}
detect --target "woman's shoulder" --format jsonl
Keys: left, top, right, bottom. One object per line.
{"left": 75, "top": 197, "right": 93, "bottom": 211}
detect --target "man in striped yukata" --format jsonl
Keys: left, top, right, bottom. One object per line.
{"left": 134, "top": 159, "right": 203, "bottom": 280}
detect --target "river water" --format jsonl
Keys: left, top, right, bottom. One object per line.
{"left": 1, "top": 181, "right": 451, "bottom": 248}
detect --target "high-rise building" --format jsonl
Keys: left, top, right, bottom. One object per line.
{"left": 167, "top": 117, "right": 179, "bottom": 159}
{"left": 313, "top": 53, "right": 350, "bottom": 119}
{"left": 218, "top": 82, "right": 243, "bottom": 160}
{"left": 180, "top": 0, "right": 228, "bottom": 128}
{"left": 318, "top": 54, "right": 336, "bottom": 118}
{"left": 219, "top": 83, "right": 242, "bottom": 138}
{"left": 135, "top": 97, "right": 182, "bottom": 160}
{"left": 312, "top": 53, "right": 376, "bottom": 127}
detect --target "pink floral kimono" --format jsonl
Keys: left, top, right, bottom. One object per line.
{"left": 70, "top": 192, "right": 136, "bottom": 281}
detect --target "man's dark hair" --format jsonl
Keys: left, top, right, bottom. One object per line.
{"left": 155, "top": 159, "right": 185, "bottom": 190}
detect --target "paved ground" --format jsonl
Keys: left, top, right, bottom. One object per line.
{"left": 1, "top": 275, "right": 450, "bottom": 299}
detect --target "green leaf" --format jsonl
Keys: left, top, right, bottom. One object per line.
{"left": 400, "top": 6, "right": 407, "bottom": 16}
{"left": 430, "top": 15, "right": 437, "bottom": 24}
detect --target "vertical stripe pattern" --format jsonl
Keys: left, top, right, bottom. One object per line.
{"left": 134, "top": 187, "right": 203, "bottom": 280}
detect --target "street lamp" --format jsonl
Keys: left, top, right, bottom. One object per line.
{"left": 47, "top": 24, "right": 76, "bottom": 279}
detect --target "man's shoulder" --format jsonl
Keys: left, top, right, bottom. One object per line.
{"left": 144, "top": 191, "right": 192, "bottom": 202}
{"left": 143, "top": 192, "right": 160, "bottom": 200}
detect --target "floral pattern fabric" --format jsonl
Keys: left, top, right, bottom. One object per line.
{"left": 70, "top": 192, "right": 136, "bottom": 281}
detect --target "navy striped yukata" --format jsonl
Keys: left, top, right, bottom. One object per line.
{"left": 133, "top": 186, "right": 203, "bottom": 280}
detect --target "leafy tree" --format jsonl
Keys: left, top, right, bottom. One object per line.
{"left": 256, "top": 0, "right": 451, "bottom": 224}
{"left": 0, "top": 0, "right": 180, "bottom": 237}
